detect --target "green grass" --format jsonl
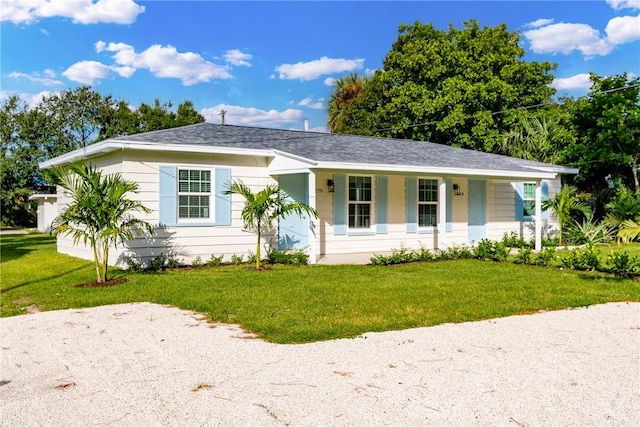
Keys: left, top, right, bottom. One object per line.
{"left": 2, "top": 233, "right": 639, "bottom": 343}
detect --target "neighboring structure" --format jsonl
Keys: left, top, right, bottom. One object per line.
{"left": 28, "top": 193, "right": 58, "bottom": 233}
{"left": 40, "top": 123, "right": 577, "bottom": 265}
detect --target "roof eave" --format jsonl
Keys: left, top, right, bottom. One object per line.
{"left": 39, "top": 140, "right": 275, "bottom": 169}
{"left": 312, "top": 162, "right": 559, "bottom": 180}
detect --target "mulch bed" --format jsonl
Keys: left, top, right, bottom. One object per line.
{"left": 74, "top": 278, "right": 128, "bottom": 288}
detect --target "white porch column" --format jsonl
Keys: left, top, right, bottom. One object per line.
{"left": 535, "top": 181, "right": 542, "bottom": 251}
{"left": 307, "top": 171, "right": 317, "bottom": 264}
{"left": 438, "top": 178, "right": 447, "bottom": 250}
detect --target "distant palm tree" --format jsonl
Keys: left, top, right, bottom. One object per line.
{"left": 327, "top": 73, "right": 369, "bottom": 133}
{"left": 500, "top": 114, "right": 564, "bottom": 164}
{"left": 46, "top": 161, "right": 152, "bottom": 283}
{"left": 541, "top": 185, "right": 591, "bottom": 244}
{"left": 224, "top": 180, "right": 317, "bottom": 270}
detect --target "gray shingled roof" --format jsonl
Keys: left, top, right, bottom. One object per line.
{"left": 112, "top": 122, "right": 575, "bottom": 174}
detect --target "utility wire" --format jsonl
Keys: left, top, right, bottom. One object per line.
{"left": 370, "top": 83, "right": 640, "bottom": 133}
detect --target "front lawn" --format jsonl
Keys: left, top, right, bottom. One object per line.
{"left": 1, "top": 233, "right": 639, "bottom": 343}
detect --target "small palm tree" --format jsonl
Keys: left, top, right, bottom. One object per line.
{"left": 617, "top": 220, "right": 640, "bottom": 243}
{"left": 224, "top": 180, "right": 318, "bottom": 270}
{"left": 541, "top": 185, "right": 591, "bottom": 244}
{"left": 46, "top": 161, "right": 152, "bottom": 283}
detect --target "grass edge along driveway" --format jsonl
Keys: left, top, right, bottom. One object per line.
{"left": 2, "top": 233, "right": 639, "bottom": 343}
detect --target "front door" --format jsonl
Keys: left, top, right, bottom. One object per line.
{"left": 278, "top": 174, "right": 309, "bottom": 250}
{"left": 468, "top": 179, "right": 486, "bottom": 243}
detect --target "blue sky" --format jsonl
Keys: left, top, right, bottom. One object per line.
{"left": 2, "top": 0, "right": 639, "bottom": 132}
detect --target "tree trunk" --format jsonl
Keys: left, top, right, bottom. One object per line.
{"left": 632, "top": 156, "right": 639, "bottom": 194}
{"left": 255, "top": 226, "right": 261, "bottom": 270}
{"left": 91, "top": 237, "right": 103, "bottom": 283}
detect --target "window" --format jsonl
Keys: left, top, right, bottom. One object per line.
{"left": 348, "top": 176, "right": 372, "bottom": 228}
{"left": 178, "top": 169, "right": 211, "bottom": 219}
{"left": 522, "top": 182, "right": 536, "bottom": 217}
{"left": 418, "top": 179, "right": 438, "bottom": 227}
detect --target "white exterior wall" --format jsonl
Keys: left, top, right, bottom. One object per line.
{"left": 55, "top": 150, "right": 278, "bottom": 267}
{"left": 315, "top": 173, "right": 563, "bottom": 259}
{"left": 53, "top": 149, "right": 565, "bottom": 265}
{"left": 485, "top": 178, "right": 561, "bottom": 241}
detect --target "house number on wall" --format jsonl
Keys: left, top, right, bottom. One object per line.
{"left": 316, "top": 188, "right": 323, "bottom": 193}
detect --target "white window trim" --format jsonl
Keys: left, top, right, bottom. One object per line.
{"left": 177, "top": 168, "right": 215, "bottom": 224}
{"left": 417, "top": 178, "right": 439, "bottom": 231}
{"left": 522, "top": 181, "right": 536, "bottom": 220}
{"left": 347, "top": 174, "right": 375, "bottom": 232}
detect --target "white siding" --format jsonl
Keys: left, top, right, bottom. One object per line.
{"left": 53, "top": 148, "right": 565, "bottom": 265}
{"left": 55, "top": 150, "right": 278, "bottom": 267}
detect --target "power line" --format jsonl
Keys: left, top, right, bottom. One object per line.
{"left": 370, "top": 83, "right": 640, "bottom": 133}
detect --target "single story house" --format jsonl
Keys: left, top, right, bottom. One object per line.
{"left": 40, "top": 123, "right": 577, "bottom": 265}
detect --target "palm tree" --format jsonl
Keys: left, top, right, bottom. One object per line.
{"left": 617, "top": 220, "right": 640, "bottom": 243}
{"left": 327, "top": 73, "right": 369, "bottom": 133}
{"left": 500, "top": 113, "right": 568, "bottom": 164}
{"left": 46, "top": 161, "right": 152, "bottom": 283}
{"left": 224, "top": 180, "right": 318, "bottom": 270}
{"left": 541, "top": 185, "right": 591, "bottom": 244}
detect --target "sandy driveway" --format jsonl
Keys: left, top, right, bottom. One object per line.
{"left": 1, "top": 302, "right": 639, "bottom": 426}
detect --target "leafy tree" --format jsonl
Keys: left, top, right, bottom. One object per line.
{"left": 542, "top": 185, "right": 592, "bottom": 244}
{"left": 45, "top": 161, "right": 152, "bottom": 283}
{"left": 566, "top": 73, "right": 640, "bottom": 193}
{"left": 224, "top": 181, "right": 318, "bottom": 270}
{"left": 331, "top": 20, "right": 557, "bottom": 153}
{"left": 1, "top": 88, "right": 204, "bottom": 227}
{"left": 327, "top": 73, "right": 370, "bottom": 133}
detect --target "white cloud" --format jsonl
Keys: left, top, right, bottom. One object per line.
{"left": 524, "top": 22, "right": 613, "bottom": 56}
{"left": 62, "top": 60, "right": 112, "bottom": 85}
{"left": 605, "top": 14, "right": 640, "bottom": 44}
{"left": 0, "top": 90, "right": 57, "bottom": 108}
{"left": 606, "top": 0, "right": 640, "bottom": 10}
{"left": 297, "top": 97, "right": 324, "bottom": 110}
{"left": 526, "top": 18, "right": 554, "bottom": 28}
{"left": 1, "top": 0, "right": 145, "bottom": 25}
{"left": 275, "top": 56, "right": 365, "bottom": 81}
{"left": 524, "top": 14, "right": 640, "bottom": 57}
{"left": 201, "top": 104, "right": 304, "bottom": 128}
{"left": 98, "top": 41, "right": 232, "bottom": 85}
{"left": 7, "top": 70, "right": 64, "bottom": 87}
{"left": 324, "top": 77, "right": 337, "bottom": 87}
{"left": 551, "top": 73, "right": 593, "bottom": 90}
{"left": 223, "top": 49, "right": 252, "bottom": 67}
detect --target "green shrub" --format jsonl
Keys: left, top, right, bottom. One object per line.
{"left": 473, "top": 239, "right": 508, "bottom": 262}
{"left": 126, "top": 255, "right": 144, "bottom": 272}
{"left": 560, "top": 244, "right": 600, "bottom": 271}
{"left": 606, "top": 250, "right": 640, "bottom": 278}
{"left": 191, "top": 256, "right": 203, "bottom": 268}
{"left": 533, "top": 247, "right": 556, "bottom": 266}
{"left": 513, "top": 247, "right": 533, "bottom": 265}
{"left": 267, "top": 249, "right": 309, "bottom": 265}
{"left": 166, "top": 253, "right": 181, "bottom": 269}
{"left": 501, "top": 231, "right": 529, "bottom": 249}
{"left": 246, "top": 251, "right": 258, "bottom": 265}
{"left": 446, "top": 245, "right": 474, "bottom": 259}
{"left": 148, "top": 254, "right": 166, "bottom": 271}
{"left": 207, "top": 254, "right": 224, "bottom": 267}
{"left": 231, "top": 254, "right": 244, "bottom": 265}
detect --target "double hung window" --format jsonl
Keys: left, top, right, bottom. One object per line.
{"left": 178, "top": 169, "right": 211, "bottom": 220}
{"left": 418, "top": 179, "right": 438, "bottom": 227}
{"left": 522, "top": 182, "right": 536, "bottom": 217}
{"left": 348, "top": 176, "right": 372, "bottom": 228}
